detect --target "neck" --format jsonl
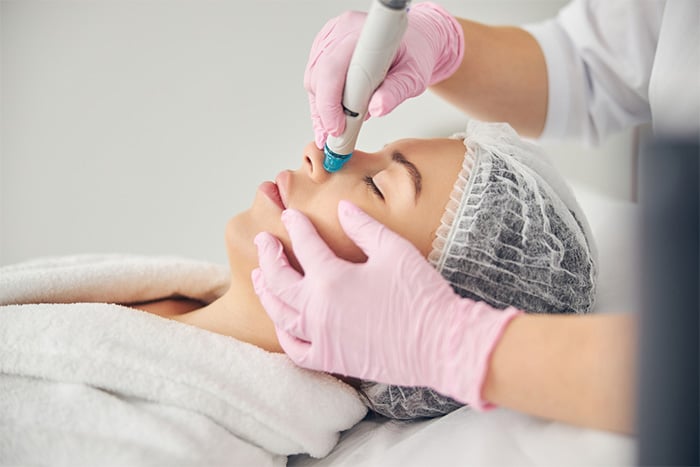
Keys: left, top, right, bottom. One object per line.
{"left": 174, "top": 267, "right": 283, "bottom": 353}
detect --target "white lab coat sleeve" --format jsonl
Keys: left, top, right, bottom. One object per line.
{"left": 522, "top": 0, "right": 664, "bottom": 145}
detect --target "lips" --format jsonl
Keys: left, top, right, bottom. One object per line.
{"left": 259, "top": 181, "right": 285, "bottom": 210}
{"left": 274, "top": 171, "right": 291, "bottom": 209}
{"left": 258, "top": 171, "right": 290, "bottom": 210}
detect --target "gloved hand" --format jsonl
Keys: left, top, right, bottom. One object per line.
{"left": 252, "top": 201, "right": 521, "bottom": 410}
{"left": 305, "top": 2, "right": 464, "bottom": 149}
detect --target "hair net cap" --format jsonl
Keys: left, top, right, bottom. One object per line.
{"left": 362, "top": 120, "right": 598, "bottom": 420}
{"left": 431, "top": 119, "right": 597, "bottom": 313}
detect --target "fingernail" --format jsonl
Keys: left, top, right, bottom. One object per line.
{"left": 255, "top": 231, "right": 286, "bottom": 262}
{"left": 368, "top": 95, "right": 385, "bottom": 117}
{"left": 251, "top": 268, "right": 262, "bottom": 293}
{"left": 281, "top": 209, "right": 297, "bottom": 227}
{"left": 254, "top": 232, "right": 271, "bottom": 251}
{"left": 367, "top": 101, "right": 380, "bottom": 117}
{"left": 338, "top": 200, "right": 362, "bottom": 217}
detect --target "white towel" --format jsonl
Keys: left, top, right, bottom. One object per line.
{"left": 0, "top": 253, "right": 231, "bottom": 305}
{"left": 0, "top": 255, "right": 367, "bottom": 466}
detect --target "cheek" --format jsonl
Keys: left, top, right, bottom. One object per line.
{"left": 226, "top": 188, "right": 369, "bottom": 277}
{"left": 387, "top": 220, "right": 435, "bottom": 257}
{"left": 379, "top": 204, "right": 442, "bottom": 258}
{"left": 294, "top": 195, "right": 369, "bottom": 264}
{"left": 291, "top": 177, "right": 383, "bottom": 263}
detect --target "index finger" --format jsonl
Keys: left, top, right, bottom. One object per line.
{"left": 281, "top": 209, "right": 346, "bottom": 276}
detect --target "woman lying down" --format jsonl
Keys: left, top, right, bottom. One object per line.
{"left": 0, "top": 120, "right": 596, "bottom": 465}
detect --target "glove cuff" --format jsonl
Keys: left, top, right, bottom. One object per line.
{"left": 410, "top": 2, "right": 465, "bottom": 85}
{"left": 437, "top": 301, "right": 523, "bottom": 411}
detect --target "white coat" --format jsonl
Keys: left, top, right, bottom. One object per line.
{"left": 525, "top": 0, "right": 699, "bottom": 143}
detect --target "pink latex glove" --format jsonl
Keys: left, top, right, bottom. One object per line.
{"left": 251, "top": 201, "right": 521, "bottom": 410}
{"left": 305, "top": 2, "right": 464, "bottom": 149}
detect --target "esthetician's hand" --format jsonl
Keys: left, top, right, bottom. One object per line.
{"left": 252, "top": 201, "right": 521, "bottom": 410}
{"left": 305, "top": 2, "right": 464, "bottom": 149}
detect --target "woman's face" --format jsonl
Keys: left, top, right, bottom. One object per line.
{"left": 227, "top": 138, "right": 466, "bottom": 273}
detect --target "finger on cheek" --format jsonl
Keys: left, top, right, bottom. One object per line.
{"left": 280, "top": 209, "right": 305, "bottom": 238}
{"left": 280, "top": 209, "right": 297, "bottom": 228}
{"left": 338, "top": 199, "right": 363, "bottom": 218}
{"left": 254, "top": 232, "right": 285, "bottom": 264}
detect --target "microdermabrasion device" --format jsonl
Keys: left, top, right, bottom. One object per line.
{"left": 322, "top": 0, "right": 410, "bottom": 172}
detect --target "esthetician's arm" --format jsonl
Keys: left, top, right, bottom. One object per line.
{"left": 483, "top": 312, "right": 636, "bottom": 434}
{"left": 430, "top": 19, "right": 548, "bottom": 138}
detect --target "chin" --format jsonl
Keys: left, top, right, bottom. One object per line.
{"left": 224, "top": 206, "right": 304, "bottom": 275}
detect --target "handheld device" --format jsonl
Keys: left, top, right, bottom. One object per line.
{"left": 323, "top": 0, "right": 410, "bottom": 172}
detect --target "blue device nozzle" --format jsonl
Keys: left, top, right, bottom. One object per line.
{"left": 323, "top": 144, "right": 352, "bottom": 173}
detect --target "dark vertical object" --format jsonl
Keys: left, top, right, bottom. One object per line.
{"left": 637, "top": 138, "right": 699, "bottom": 466}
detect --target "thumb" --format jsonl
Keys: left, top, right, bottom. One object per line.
{"left": 274, "top": 325, "right": 316, "bottom": 368}
{"left": 337, "top": 200, "right": 399, "bottom": 257}
{"left": 281, "top": 209, "right": 340, "bottom": 275}
{"left": 367, "top": 67, "right": 424, "bottom": 117}
{"left": 308, "top": 93, "right": 329, "bottom": 149}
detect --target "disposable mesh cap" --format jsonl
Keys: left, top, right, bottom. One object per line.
{"left": 362, "top": 120, "right": 598, "bottom": 420}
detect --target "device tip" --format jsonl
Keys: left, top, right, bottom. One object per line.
{"left": 323, "top": 144, "right": 352, "bottom": 173}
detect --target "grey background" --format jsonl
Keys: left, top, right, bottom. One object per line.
{"left": 1, "top": 0, "right": 635, "bottom": 266}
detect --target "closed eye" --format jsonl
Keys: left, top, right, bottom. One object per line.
{"left": 363, "top": 176, "right": 384, "bottom": 200}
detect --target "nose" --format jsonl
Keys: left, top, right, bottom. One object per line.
{"left": 302, "top": 142, "right": 387, "bottom": 182}
{"left": 303, "top": 142, "right": 332, "bottom": 183}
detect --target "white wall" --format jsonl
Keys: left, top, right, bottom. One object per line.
{"left": 0, "top": 0, "right": 635, "bottom": 266}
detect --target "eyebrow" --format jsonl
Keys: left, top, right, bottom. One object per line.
{"left": 392, "top": 151, "right": 422, "bottom": 201}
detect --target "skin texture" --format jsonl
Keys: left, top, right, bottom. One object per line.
{"left": 136, "top": 138, "right": 465, "bottom": 353}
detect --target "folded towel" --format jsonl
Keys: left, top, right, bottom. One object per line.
{"left": 0, "top": 253, "right": 230, "bottom": 305}
{"left": 0, "top": 255, "right": 367, "bottom": 465}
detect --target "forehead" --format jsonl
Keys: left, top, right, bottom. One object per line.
{"left": 388, "top": 137, "right": 466, "bottom": 181}
{"left": 379, "top": 137, "right": 467, "bottom": 256}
